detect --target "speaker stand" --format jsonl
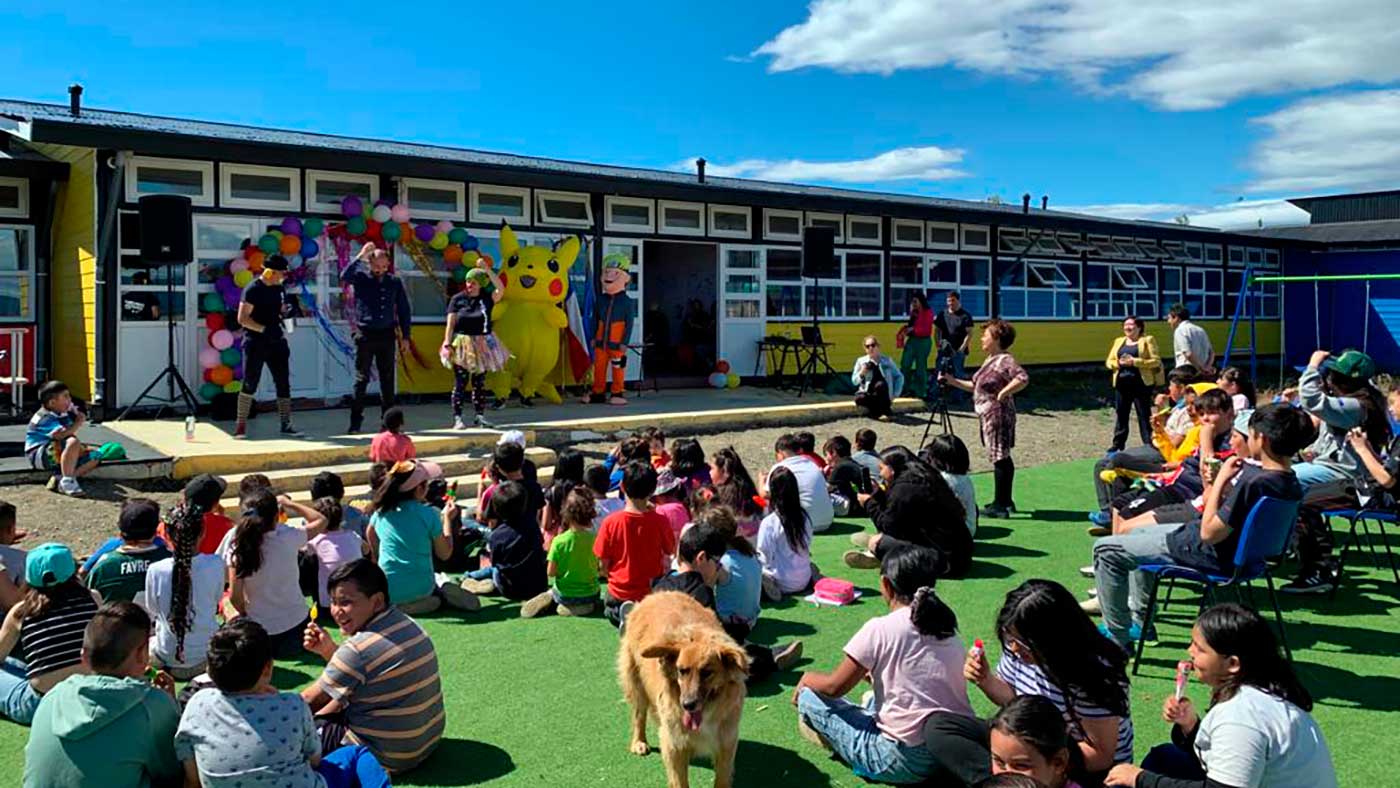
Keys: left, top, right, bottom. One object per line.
{"left": 119, "top": 264, "right": 200, "bottom": 420}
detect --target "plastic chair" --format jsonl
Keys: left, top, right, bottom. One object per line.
{"left": 1131, "top": 496, "right": 1302, "bottom": 674}
{"left": 1327, "top": 507, "right": 1400, "bottom": 596}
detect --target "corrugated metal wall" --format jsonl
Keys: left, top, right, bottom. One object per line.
{"left": 1306, "top": 195, "right": 1400, "bottom": 224}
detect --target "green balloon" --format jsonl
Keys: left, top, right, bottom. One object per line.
{"left": 381, "top": 221, "right": 402, "bottom": 242}
{"left": 199, "top": 382, "right": 222, "bottom": 401}
{"left": 201, "top": 292, "right": 224, "bottom": 313}
{"left": 258, "top": 234, "right": 279, "bottom": 254}
{"left": 452, "top": 265, "right": 468, "bottom": 283}
{"left": 222, "top": 381, "right": 242, "bottom": 394}
{"left": 346, "top": 216, "right": 367, "bottom": 236}
{"left": 362, "top": 201, "right": 373, "bottom": 220}
{"left": 302, "top": 218, "right": 324, "bottom": 237}
{"left": 219, "top": 348, "right": 241, "bottom": 366}
{"left": 448, "top": 228, "right": 468, "bottom": 245}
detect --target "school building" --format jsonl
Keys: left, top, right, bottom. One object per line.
{"left": 0, "top": 92, "right": 1296, "bottom": 415}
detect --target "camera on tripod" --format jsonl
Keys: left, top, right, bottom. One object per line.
{"left": 933, "top": 340, "right": 956, "bottom": 385}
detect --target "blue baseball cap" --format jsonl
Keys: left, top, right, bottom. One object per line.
{"left": 25, "top": 543, "right": 76, "bottom": 589}
{"left": 1233, "top": 409, "right": 1254, "bottom": 436}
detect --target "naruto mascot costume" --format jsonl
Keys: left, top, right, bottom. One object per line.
{"left": 582, "top": 252, "right": 635, "bottom": 405}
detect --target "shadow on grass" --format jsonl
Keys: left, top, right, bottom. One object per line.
{"left": 1028, "top": 509, "right": 1094, "bottom": 523}
{"left": 751, "top": 617, "right": 818, "bottom": 640}
{"left": 410, "top": 737, "right": 516, "bottom": 785}
{"left": 962, "top": 560, "right": 1016, "bottom": 579}
{"left": 976, "top": 525, "right": 1013, "bottom": 541}
{"left": 973, "top": 542, "right": 1047, "bottom": 560}
{"left": 734, "top": 739, "right": 833, "bottom": 785}
{"left": 818, "top": 520, "right": 864, "bottom": 537}
{"left": 1301, "top": 662, "right": 1400, "bottom": 713}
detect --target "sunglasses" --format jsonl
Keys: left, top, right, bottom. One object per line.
{"left": 865, "top": 342, "right": 878, "bottom": 349}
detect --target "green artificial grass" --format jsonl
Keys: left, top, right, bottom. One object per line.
{"left": 3, "top": 459, "right": 1398, "bottom": 786}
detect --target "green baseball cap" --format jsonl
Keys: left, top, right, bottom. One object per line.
{"left": 602, "top": 252, "right": 631, "bottom": 272}
{"left": 1325, "top": 350, "right": 1377, "bottom": 380}
{"left": 25, "top": 542, "right": 76, "bottom": 589}
{"left": 465, "top": 268, "right": 491, "bottom": 287}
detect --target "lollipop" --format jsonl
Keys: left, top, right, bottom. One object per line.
{"left": 1175, "top": 660, "right": 1192, "bottom": 701}
{"left": 969, "top": 638, "right": 985, "bottom": 661}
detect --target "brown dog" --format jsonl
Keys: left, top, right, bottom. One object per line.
{"left": 617, "top": 591, "right": 749, "bottom": 788}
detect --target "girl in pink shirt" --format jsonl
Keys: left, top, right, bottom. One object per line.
{"left": 650, "top": 469, "right": 691, "bottom": 540}
{"left": 368, "top": 407, "right": 416, "bottom": 464}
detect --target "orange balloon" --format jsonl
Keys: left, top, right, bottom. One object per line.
{"left": 209, "top": 365, "right": 234, "bottom": 386}
{"left": 279, "top": 234, "right": 302, "bottom": 256}
{"left": 245, "top": 249, "right": 266, "bottom": 269}
{"left": 443, "top": 244, "right": 464, "bottom": 264}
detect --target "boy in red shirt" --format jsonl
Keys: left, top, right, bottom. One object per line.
{"left": 594, "top": 461, "right": 677, "bottom": 630}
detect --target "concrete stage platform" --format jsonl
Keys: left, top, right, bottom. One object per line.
{"left": 49, "top": 388, "right": 925, "bottom": 483}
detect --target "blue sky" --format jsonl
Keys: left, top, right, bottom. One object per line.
{"left": 5, "top": 1, "right": 1399, "bottom": 228}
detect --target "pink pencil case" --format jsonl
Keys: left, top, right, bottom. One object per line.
{"left": 813, "top": 577, "right": 857, "bottom": 605}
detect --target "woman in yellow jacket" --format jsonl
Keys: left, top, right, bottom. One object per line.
{"left": 1106, "top": 316, "right": 1163, "bottom": 451}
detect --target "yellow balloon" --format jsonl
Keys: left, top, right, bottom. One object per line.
{"left": 429, "top": 232, "right": 450, "bottom": 251}
{"left": 233, "top": 270, "right": 254, "bottom": 288}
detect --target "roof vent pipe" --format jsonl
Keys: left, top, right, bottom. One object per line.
{"left": 1021, "top": 193, "right": 1031, "bottom": 214}
{"left": 1041, "top": 195, "right": 1048, "bottom": 210}
{"left": 696, "top": 157, "right": 706, "bottom": 184}
{"left": 68, "top": 83, "right": 83, "bottom": 117}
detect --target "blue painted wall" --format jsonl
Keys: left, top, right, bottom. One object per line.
{"left": 1283, "top": 249, "right": 1400, "bottom": 371}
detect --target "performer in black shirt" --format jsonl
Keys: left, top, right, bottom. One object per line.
{"left": 235, "top": 255, "right": 300, "bottom": 438}
{"left": 442, "top": 259, "right": 508, "bottom": 429}
{"left": 341, "top": 242, "right": 413, "bottom": 433}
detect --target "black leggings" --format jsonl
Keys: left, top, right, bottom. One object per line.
{"left": 451, "top": 366, "right": 487, "bottom": 417}
{"left": 243, "top": 336, "right": 291, "bottom": 398}
{"left": 1112, "top": 377, "right": 1153, "bottom": 451}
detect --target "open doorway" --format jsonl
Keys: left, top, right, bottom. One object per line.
{"left": 642, "top": 240, "right": 718, "bottom": 383}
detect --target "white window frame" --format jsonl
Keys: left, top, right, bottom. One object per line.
{"left": 304, "top": 169, "right": 378, "bottom": 215}
{"left": 928, "top": 221, "right": 960, "bottom": 250}
{"left": 533, "top": 189, "right": 592, "bottom": 228}
{"left": 887, "top": 252, "right": 928, "bottom": 315}
{"left": 605, "top": 196, "right": 655, "bottom": 233}
{"left": 1086, "top": 262, "right": 1158, "bottom": 320}
{"left": 1227, "top": 246, "right": 1245, "bottom": 266}
{"left": 219, "top": 163, "right": 301, "bottom": 212}
{"left": 1030, "top": 230, "right": 1065, "bottom": 256}
{"left": 464, "top": 182, "right": 518, "bottom": 224}
{"left": 840, "top": 249, "right": 884, "bottom": 319}
{"left": 846, "top": 215, "right": 882, "bottom": 246}
{"left": 763, "top": 208, "right": 803, "bottom": 242}
{"left": 1136, "top": 239, "right": 1168, "bottom": 261}
{"left": 961, "top": 224, "right": 990, "bottom": 252}
{"left": 1246, "top": 247, "right": 1263, "bottom": 265}
{"left": 1086, "top": 234, "right": 1119, "bottom": 257}
{"left": 1057, "top": 232, "right": 1091, "bottom": 254}
{"left": 1184, "top": 242, "right": 1203, "bottom": 262}
{"left": 0, "top": 224, "right": 36, "bottom": 322}
{"left": 805, "top": 211, "right": 845, "bottom": 244}
{"left": 1113, "top": 236, "right": 1145, "bottom": 259}
{"left": 0, "top": 177, "right": 28, "bottom": 218}
{"left": 923, "top": 253, "right": 992, "bottom": 319}
{"left": 125, "top": 155, "right": 214, "bottom": 207}
{"left": 999, "top": 258, "right": 1081, "bottom": 320}
{"left": 1263, "top": 248, "right": 1280, "bottom": 268}
{"left": 1186, "top": 266, "right": 1224, "bottom": 319}
{"left": 707, "top": 204, "right": 752, "bottom": 239}
{"left": 997, "top": 227, "right": 1031, "bottom": 255}
{"left": 763, "top": 246, "right": 807, "bottom": 319}
{"left": 891, "top": 219, "right": 924, "bottom": 248}
{"left": 658, "top": 200, "right": 706, "bottom": 237}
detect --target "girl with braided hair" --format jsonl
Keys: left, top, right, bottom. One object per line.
{"left": 146, "top": 500, "right": 226, "bottom": 679}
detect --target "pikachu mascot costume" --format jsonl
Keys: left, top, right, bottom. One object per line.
{"left": 581, "top": 252, "right": 634, "bottom": 406}
{"left": 487, "top": 224, "right": 577, "bottom": 405}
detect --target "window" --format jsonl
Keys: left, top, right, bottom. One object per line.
{"left": 763, "top": 208, "right": 802, "bottom": 241}
{"left": 1086, "top": 263, "right": 1158, "bottom": 319}
{"left": 1030, "top": 230, "right": 1065, "bottom": 256}
{"left": 805, "top": 212, "right": 844, "bottom": 244}
{"left": 961, "top": 224, "right": 990, "bottom": 251}
{"left": 125, "top": 156, "right": 214, "bottom": 206}
{"left": 1263, "top": 248, "right": 1280, "bottom": 268}
{"left": 1113, "top": 237, "right": 1145, "bottom": 259}
{"left": 0, "top": 177, "right": 27, "bottom": 218}
{"left": 888, "top": 253, "right": 926, "bottom": 315}
{"left": 466, "top": 183, "right": 520, "bottom": 224}
{"left": 1184, "top": 242, "right": 1203, "bottom": 262}
{"left": 1246, "top": 247, "right": 1263, "bottom": 265}
{"left": 219, "top": 164, "right": 300, "bottom": 211}
{"left": 846, "top": 215, "right": 881, "bottom": 245}
{"left": 764, "top": 248, "right": 804, "bottom": 318}
{"left": 0, "top": 226, "right": 34, "bottom": 320}
{"left": 844, "top": 251, "right": 883, "bottom": 316}
{"left": 1160, "top": 267, "right": 1183, "bottom": 316}
{"left": 892, "top": 219, "right": 924, "bottom": 248}
{"left": 305, "top": 170, "right": 378, "bottom": 215}
{"left": 998, "top": 228, "right": 1031, "bottom": 255}
{"left": 1160, "top": 241, "right": 1188, "bottom": 263}
{"left": 1136, "top": 240, "right": 1169, "bottom": 261}
{"left": 929, "top": 221, "right": 959, "bottom": 250}
{"left": 605, "top": 196, "right": 655, "bottom": 233}
{"left": 659, "top": 200, "right": 705, "bottom": 236}
{"left": 1226, "top": 270, "right": 1279, "bottom": 319}
{"left": 1205, "top": 244, "right": 1223, "bottom": 263}
{"left": 1087, "top": 234, "right": 1120, "bottom": 258}
{"left": 927, "top": 255, "right": 992, "bottom": 318}
{"left": 534, "top": 190, "right": 592, "bottom": 228}
{"left": 764, "top": 248, "right": 882, "bottom": 319}
{"left": 708, "top": 205, "right": 751, "bottom": 239}
{"left": 1228, "top": 246, "right": 1245, "bottom": 266}
{"left": 997, "top": 259, "right": 1081, "bottom": 319}
{"left": 1185, "top": 266, "right": 1224, "bottom": 318}
{"left": 1057, "top": 233, "right": 1092, "bottom": 254}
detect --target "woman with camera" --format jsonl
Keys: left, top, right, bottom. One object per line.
{"left": 1106, "top": 316, "right": 1163, "bottom": 453}
{"left": 851, "top": 335, "right": 905, "bottom": 421}
{"left": 939, "top": 320, "right": 1029, "bottom": 518}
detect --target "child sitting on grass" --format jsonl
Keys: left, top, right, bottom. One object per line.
{"left": 522, "top": 487, "right": 600, "bottom": 618}
{"left": 990, "top": 695, "right": 1084, "bottom": 788}
{"left": 605, "top": 436, "right": 653, "bottom": 492}
{"left": 586, "top": 464, "right": 623, "bottom": 530}
{"left": 156, "top": 474, "right": 233, "bottom": 556}
{"left": 595, "top": 462, "right": 677, "bottom": 629}
{"left": 25, "top": 380, "right": 99, "bottom": 497}
{"left": 651, "top": 469, "right": 690, "bottom": 540}
{"left": 0, "top": 501, "right": 27, "bottom": 612}
{"left": 368, "top": 461, "right": 480, "bottom": 615}
{"left": 757, "top": 466, "right": 815, "bottom": 601}
{"left": 368, "top": 406, "right": 416, "bottom": 464}
{"left": 669, "top": 437, "right": 712, "bottom": 490}
{"left": 312, "top": 470, "right": 367, "bottom": 539}
{"left": 175, "top": 619, "right": 390, "bottom": 788}
{"left": 302, "top": 498, "right": 369, "bottom": 611}
{"left": 823, "top": 435, "right": 866, "bottom": 517}
{"left": 795, "top": 431, "right": 827, "bottom": 470}
{"left": 147, "top": 500, "right": 226, "bottom": 680}
{"left": 643, "top": 426, "right": 670, "bottom": 469}
{"left": 462, "top": 481, "right": 548, "bottom": 601}
{"left": 86, "top": 498, "right": 171, "bottom": 604}
{"left": 924, "top": 434, "right": 978, "bottom": 538}
{"left": 707, "top": 447, "right": 763, "bottom": 537}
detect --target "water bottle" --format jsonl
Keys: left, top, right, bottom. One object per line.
{"left": 184, "top": 415, "right": 196, "bottom": 442}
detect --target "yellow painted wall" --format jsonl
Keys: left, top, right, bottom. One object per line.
{"left": 29, "top": 143, "right": 97, "bottom": 399}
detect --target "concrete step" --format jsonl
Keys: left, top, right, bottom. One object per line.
{"left": 219, "top": 446, "right": 557, "bottom": 497}
{"left": 219, "top": 457, "right": 558, "bottom": 510}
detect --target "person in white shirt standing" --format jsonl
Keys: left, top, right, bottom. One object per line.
{"left": 766, "top": 433, "right": 834, "bottom": 532}
{"left": 1166, "top": 303, "right": 1214, "bottom": 379}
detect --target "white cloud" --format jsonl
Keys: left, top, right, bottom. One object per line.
{"left": 1058, "top": 199, "right": 1310, "bottom": 230}
{"left": 679, "top": 145, "right": 968, "bottom": 184}
{"left": 1054, "top": 203, "right": 1196, "bottom": 221}
{"left": 754, "top": 0, "right": 1400, "bottom": 110}
{"left": 1246, "top": 90, "right": 1400, "bottom": 194}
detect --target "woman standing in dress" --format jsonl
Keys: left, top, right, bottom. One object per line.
{"left": 940, "top": 320, "right": 1029, "bottom": 518}
{"left": 442, "top": 260, "right": 509, "bottom": 429}
{"left": 898, "top": 293, "right": 935, "bottom": 400}
{"left": 1105, "top": 317, "right": 1162, "bottom": 453}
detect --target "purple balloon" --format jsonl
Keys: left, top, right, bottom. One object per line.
{"left": 341, "top": 195, "right": 363, "bottom": 219}
{"left": 414, "top": 223, "right": 436, "bottom": 242}
{"left": 231, "top": 364, "right": 243, "bottom": 379}
{"left": 280, "top": 217, "right": 302, "bottom": 236}
{"left": 375, "top": 198, "right": 393, "bottom": 207}
{"left": 222, "top": 290, "right": 240, "bottom": 309}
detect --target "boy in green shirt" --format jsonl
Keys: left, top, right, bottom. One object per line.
{"left": 522, "top": 487, "right": 600, "bottom": 618}
{"left": 86, "top": 499, "right": 171, "bottom": 604}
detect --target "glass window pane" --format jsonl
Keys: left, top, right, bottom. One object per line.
{"left": 119, "top": 212, "right": 141, "bottom": 250}
{"left": 812, "top": 285, "right": 842, "bottom": 317}
{"left": 845, "top": 252, "right": 881, "bottom": 283}
{"left": 895, "top": 223, "right": 922, "bottom": 243}
{"left": 999, "top": 289, "right": 1026, "bottom": 318}
{"left": 846, "top": 287, "right": 882, "bottom": 317}
{"left": 960, "top": 288, "right": 989, "bottom": 318}
{"left": 768, "top": 214, "right": 800, "bottom": 236}
{"left": 0, "top": 276, "right": 30, "bottom": 318}
{"left": 850, "top": 220, "right": 879, "bottom": 240}
{"left": 402, "top": 274, "right": 448, "bottom": 318}
{"left": 196, "top": 221, "right": 249, "bottom": 252}
{"left": 120, "top": 261, "right": 180, "bottom": 286}
{"left": 663, "top": 207, "right": 702, "bottom": 230}
{"left": 960, "top": 258, "right": 990, "bottom": 286}
{"left": 962, "top": 228, "right": 989, "bottom": 248}
{"left": 128, "top": 289, "right": 184, "bottom": 320}
{"left": 725, "top": 249, "right": 760, "bottom": 269}
{"left": 229, "top": 172, "right": 292, "bottom": 203}
{"left": 0, "top": 184, "right": 19, "bottom": 211}
{"left": 713, "top": 211, "right": 748, "bottom": 232}
{"left": 1027, "top": 289, "right": 1055, "bottom": 317}
{"left": 0, "top": 228, "right": 30, "bottom": 272}
{"left": 725, "top": 273, "right": 761, "bottom": 296}
{"left": 765, "top": 284, "right": 803, "bottom": 317}
{"left": 314, "top": 178, "right": 372, "bottom": 207}
{"left": 890, "top": 254, "right": 922, "bottom": 285}
{"left": 414, "top": 186, "right": 465, "bottom": 216}
{"left": 1085, "top": 264, "right": 1110, "bottom": 289}
{"left": 542, "top": 197, "right": 589, "bottom": 222}
{"left": 930, "top": 225, "right": 957, "bottom": 245}
{"left": 137, "top": 165, "right": 205, "bottom": 196}
{"left": 929, "top": 259, "right": 958, "bottom": 283}
{"left": 765, "top": 248, "right": 801, "bottom": 281}
{"left": 889, "top": 286, "right": 922, "bottom": 316}
{"left": 611, "top": 203, "right": 651, "bottom": 226}
{"left": 725, "top": 299, "right": 760, "bottom": 319}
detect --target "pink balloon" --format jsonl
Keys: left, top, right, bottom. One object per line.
{"left": 229, "top": 259, "right": 249, "bottom": 274}
{"left": 198, "top": 347, "right": 221, "bottom": 369}
{"left": 435, "top": 220, "right": 454, "bottom": 235}
{"left": 210, "top": 329, "right": 234, "bottom": 350}
{"left": 390, "top": 204, "right": 411, "bottom": 224}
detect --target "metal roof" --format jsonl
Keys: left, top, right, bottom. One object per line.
{"left": 1241, "top": 219, "right": 1400, "bottom": 245}
{"left": 2, "top": 97, "right": 1241, "bottom": 236}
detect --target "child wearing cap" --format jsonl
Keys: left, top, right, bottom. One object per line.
{"left": 0, "top": 543, "right": 100, "bottom": 724}
{"left": 651, "top": 469, "right": 690, "bottom": 541}
{"left": 444, "top": 261, "right": 508, "bottom": 429}
{"left": 156, "top": 473, "right": 235, "bottom": 555}
{"left": 25, "top": 380, "right": 100, "bottom": 497}
{"left": 86, "top": 498, "right": 171, "bottom": 604}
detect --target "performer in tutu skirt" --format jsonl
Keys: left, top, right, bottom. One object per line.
{"left": 443, "top": 260, "right": 510, "bottom": 429}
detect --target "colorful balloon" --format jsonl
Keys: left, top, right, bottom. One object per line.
{"left": 278, "top": 234, "right": 301, "bottom": 255}
{"left": 198, "top": 347, "right": 221, "bottom": 369}
{"left": 708, "top": 372, "right": 727, "bottom": 389}
{"left": 209, "top": 365, "right": 234, "bottom": 386}
{"left": 280, "top": 217, "right": 302, "bottom": 236}
{"left": 429, "top": 232, "right": 449, "bottom": 251}
{"left": 245, "top": 249, "right": 266, "bottom": 270}
{"left": 220, "top": 347, "right": 241, "bottom": 366}
{"left": 381, "top": 221, "right": 401, "bottom": 243}
{"left": 435, "top": 220, "right": 454, "bottom": 235}
{"left": 204, "top": 312, "right": 225, "bottom": 332}
{"left": 233, "top": 270, "right": 254, "bottom": 288}
{"left": 199, "top": 382, "right": 222, "bottom": 401}
{"left": 222, "top": 381, "right": 242, "bottom": 394}
{"left": 341, "top": 196, "right": 363, "bottom": 218}
{"left": 229, "top": 258, "right": 249, "bottom": 274}
{"left": 300, "top": 237, "right": 319, "bottom": 259}
{"left": 451, "top": 265, "right": 468, "bottom": 283}
{"left": 462, "top": 235, "right": 480, "bottom": 252}
{"left": 414, "top": 224, "right": 436, "bottom": 242}
{"left": 257, "top": 234, "right": 279, "bottom": 254}
{"left": 371, "top": 204, "right": 392, "bottom": 224}
{"left": 443, "top": 244, "right": 464, "bottom": 264}
{"left": 269, "top": 229, "right": 284, "bottom": 241}
{"left": 287, "top": 254, "right": 305, "bottom": 269}
{"left": 390, "top": 204, "right": 411, "bottom": 224}
{"left": 201, "top": 292, "right": 225, "bottom": 313}
{"left": 362, "top": 200, "right": 374, "bottom": 219}
{"left": 448, "top": 228, "right": 469, "bottom": 245}
{"left": 726, "top": 372, "right": 741, "bottom": 388}
{"left": 715, "top": 360, "right": 731, "bottom": 374}
{"left": 346, "top": 216, "right": 367, "bottom": 236}
{"left": 302, "top": 218, "right": 324, "bottom": 237}
{"left": 210, "top": 329, "right": 234, "bottom": 350}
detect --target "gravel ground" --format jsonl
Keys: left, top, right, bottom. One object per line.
{"left": 3, "top": 398, "right": 1116, "bottom": 558}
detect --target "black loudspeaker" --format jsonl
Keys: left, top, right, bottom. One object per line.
{"left": 801, "top": 225, "right": 837, "bottom": 279}
{"left": 134, "top": 194, "right": 194, "bottom": 266}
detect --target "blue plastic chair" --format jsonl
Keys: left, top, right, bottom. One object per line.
{"left": 1131, "top": 496, "right": 1302, "bottom": 674}
{"left": 1326, "top": 507, "right": 1400, "bottom": 597}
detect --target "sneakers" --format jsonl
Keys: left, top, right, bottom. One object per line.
{"left": 461, "top": 577, "right": 497, "bottom": 595}
{"left": 1097, "top": 622, "right": 1158, "bottom": 646}
{"left": 1079, "top": 565, "right": 1096, "bottom": 578}
{"left": 617, "top": 600, "right": 637, "bottom": 633}
{"left": 761, "top": 574, "right": 783, "bottom": 602}
{"left": 1088, "top": 510, "right": 1112, "bottom": 527}
{"left": 520, "top": 591, "right": 555, "bottom": 619}
{"left": 849, "top": 532, "right": 874, "bottom": 550}
{"left": 979, "top": 504, "right": 1011, "bottom": 519}
{"left": 279, "top": 423, "right": 303, "bottom": 437}
{"left": 57, "top": 476, "right": 83, "bottom": 497}
{"left": 518, "top": 396, "right": 535, "bottom": 408}
{"left": 233, "top": 422, "right": 247, "bottom": 440}
{"left": 1080, "top": 597, "right": 1101, "bottom": 615}
{"left": 772, "top": 640, "right": 804, "bottom": 671}
{"left": 1280, "top": 569, "right": 1338, "bottom": 595}
{"left": 474, "top": 414, "right": 494, "bottom": 429}
{"left": 581, "top": 392, "right": 605, "bottom": 405}
{"left": 843, "top": 550, "right": 880, "bottom": 569}
{"left": 452, "top": 417, "right": 468, "bottom": 431}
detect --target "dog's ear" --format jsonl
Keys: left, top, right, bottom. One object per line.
{"left": 719, "top": 643, "right": 750, "bottom": 676}
{"left": 641, "top": 642, "right": 678, "bottom": 661}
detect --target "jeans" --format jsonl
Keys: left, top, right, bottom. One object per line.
{"left": 1292, "top": 462, "right": 1354, "bottom": 573}
{"left": 243, "top": 335, "right": 291, "bottom": 399}
{"left": 1112, "top": 377, "right": 1154, "bottom": 451}
{"left": 318, "top": 744, "right": 393, "bottom": 788}
{"left": 352, "top": 328, "right": 397, "bottom": 425}
{"left": 0, "top": 658, "right": 41, "bottom": 725}
{"left": 796, "top": 688, "right": 939, "bottom": 784}
{"left": 465, "top": 565, "right": 501, "bottom": 585}
{"left": 1093, "top": 523, "right": 1178, "bottom": 648}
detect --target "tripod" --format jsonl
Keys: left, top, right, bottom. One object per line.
{"left": 919, "top": 382, "right": 955, "bottom": 450}
{"left": 120, "top": 263, "right": 200, "bottom": 420}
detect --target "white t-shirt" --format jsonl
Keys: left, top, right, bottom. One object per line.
{"left": 217, "top": 523, "right": 309, "bottom": 636}
{"left": 1173, "top": 320, "right": 1214, "bottom": 370}
{"left": 756, "top": 511, "right": 813, "bottom": 593}
{"left": 771, "top": 455, "right": 834, "bottom": 532}
{"left": 0, "top": 543, "right": 26, "bottom": 585}
{"left": 146, "top": 553, "right": 226, "bottom": 669}
{"left": 940, "top": 471, "right": 978, "bottom": 537}
{"left": 1195, "top": 685, "right": 1337, "bottom": 788}
{"left": 852, "top": 450, "right": 883, "bottom": 478}
{"left": 308, "top": 530, "right": 365, "bottom": 607}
